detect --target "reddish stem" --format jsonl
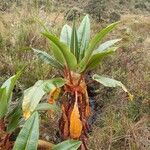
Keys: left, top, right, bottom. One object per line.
{"left": 77, "top": 74, "right": 83, "bottom": 86}
{"left": 64, "top": 66, "right": 73, "bottom": 85}
{"left": 68, "top": 69, "right": 73, "bottom": 85}
{"left": 63, "top": 66, "right": 68, "bottom": 77}
{"left": 75, "top": 91, "right": 78, "bottom": 103}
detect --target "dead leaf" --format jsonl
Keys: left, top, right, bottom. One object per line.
{"left": 85, "top": 90, "right": 91, "bottom": 118}
{"left": 61, "top": 104, "right": 69, "bottom": 139}
{"left": 48, "top": 88, "right": 61, "bottom": 104}
{"left": 70, "top": 92, "right": 83, "bottom": 139}
{"left": 48, "top": 88, "right": 61, "bottom": 119}
{"left": 38, "top": 140, "right": 54, "bottom": 150}
{"left": 23, "top": 110, "right": 31, "bottom": 120}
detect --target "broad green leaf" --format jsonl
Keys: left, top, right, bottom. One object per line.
{"left": 13, "top": 112, "right": 39, "bottom": 150}
{"left": 35, "top": 18, "right": 65, "bottom": 65}
{"left": 86, "top": 47, "right": 118, "bottom": 70}
{"left": 7, "top": 106, "right": 22, "bottom": 132}
{"left": 0, "top": 88, "right": 7, "bottom": 119}
{"left": 60, "top": 24, "right": 72, "bottom": 46}
{"left": 42, "top": 32, "right": 77, "bottom": 70}
{"left": 0, "top": 72, "right": 21, "bottom": 118}
{"left": 85, "top": 22, "right": 119, "bottom": 56}
{"left": 78, "top": 14, "right": 90, "bottom": 60}
{"left": 93, "top": 39, "right": 121, "bottom": 54}
{"left": 70, "top": 22, "right": 79, "bottom": 61}
{"left": 44, "top": 78, "right": 65, "bottom": 90}
{"left": 50, "top": 42, "right": 65, "bottom": 65}
{"left": 53, "top": 139, "right": 81, "bottom": 150}
{"left": 22, "top": 78, "right": 65, "bottom": 119}
{"left": 6, "top": 99, "right": 22, "bottom": 132}
{"left": 92, "top": 74, "right": 133, "bottom": 100}
{"left": 1, "top": 72, "right": 21, "bottom": 102}
{"left": 33, "top": 48, "right": 63, "bottom": 69}
{"left": 77, "top": 22, "right": 119, "bottom": 72}
{"left": 35, "top": 103, "right": 58, "bottom": 111}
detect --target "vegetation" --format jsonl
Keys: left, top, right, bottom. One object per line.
{"left": 21, "top": 15, "right": 133, "bottom": 150}
{"left": 0, "top": 73, "right": 82, "bottom": 149}
{"left": 0, "top": 14, "right": 132, "bottom": 150}
{"left": 0, "top": 1, "right": 150, "bottom": 150}
{"left": 0, "top": 72, "right": 21, "bottom": 149}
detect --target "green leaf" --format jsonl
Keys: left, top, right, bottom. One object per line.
{"left": 70, "top": 22, "right": 79, "bottom": 61}
{"left": 0, "top": 88, "right": 7, "bottom": 119}
{"left": 7, "top": 108, "right": 22, "bottom": 132}
{"left": 50, "top": 42, "right": 65, "bottom": 65}
{"left": 13, "top": 112, "right": 39, "bottom": 150}
{"left": 6, "top": 99, "right": 22, "bottom": 132}
{"left": 1, "top": 72, "right": 21, "bottom": 102}
{"left": 35, "top": 103, "right": 58, "bottom": 111}
{"left": 53, "top": 139, "right": 81, "bottom": 150}
{"left": 93, "top": 39, "right": 121, "bottom": 54}
{"left": 60, "top": 24, "right": 72, "bottom": 46}
{"left": 22, "top": 78, "right": 65, "bottom": 119}
{"left": 7, "top": 107, "right": 22, "bottom": 132}
{"left": 77, "top": 22, "right": 119, "bottom": 72}
{"left": 0, "top": 72, "right": 21, "bottom": 119}
{"left": 92, "top": 74, "right": 133, "bottom": 100}
{"left": 78, "top": 14, "right": 90, "bottom": 60}
{"left": 35, "top": 18, "right": 65, "bottom": 65}
{"left": 86, "top": 47, "right": 118, "bottom": 70}
{"left": 33, "top": 48, "right": 63, "bottom": 69}
{"left": 42, "top": 32, "right": 77, "bottom": 70}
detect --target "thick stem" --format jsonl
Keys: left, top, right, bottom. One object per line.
{"left": 77, "top": 74, "right": 83, "bottom": 86}
{"left": 64, "top": 66, "right": 73, "bottom": 84}
{"left": 75, "top": 91, "right": 78, "bottom": 103}
{"left": 63, "top": 66, "right": 68, "bottom": 77}
{"left": 68, "top": 69, "right": 73, "bottom": 84}
{"left": 59, "top": 74, "right": 91, "bottom": 150}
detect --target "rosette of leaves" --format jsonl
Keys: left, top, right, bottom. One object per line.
{"left": 27, "top": 14, "right": 133, "bottom": 150}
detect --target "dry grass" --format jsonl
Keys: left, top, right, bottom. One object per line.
{"left": 0, "top": 2, "right": 65, "bottom": 87}
{"left": 88, "top": 14, "right": 150, "bottom": 150}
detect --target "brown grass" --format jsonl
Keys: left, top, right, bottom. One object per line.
{"left": 0, "top": 2, "right": 149, "bottom": 150}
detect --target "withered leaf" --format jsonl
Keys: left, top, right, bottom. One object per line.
{"left": 61, "top": 105, "right": 69, "bottom": 139}
{"left": 85, "top": 90, "right": 91, "bottom": 118}
{"left": 48, "top": 88, "right": 61, "bottom": 104}
{"left": 70, "top": 97, "right": 83, "bottom": 139}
